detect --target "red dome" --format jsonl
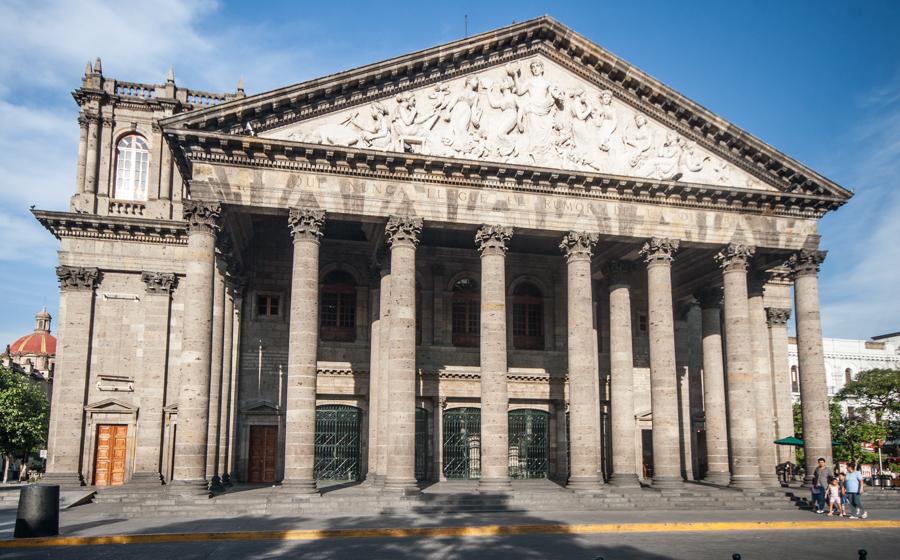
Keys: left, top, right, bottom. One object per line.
{"left": 9, "top": 332, "right": 56, "bottom": 357}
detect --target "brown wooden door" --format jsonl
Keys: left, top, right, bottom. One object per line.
{"left": 94, "top": 424, "right": 128, "bottom": 486}
{"left": 248, "top": 425, "right": 278, "bottom": 483}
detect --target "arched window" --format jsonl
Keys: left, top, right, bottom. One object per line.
{"left": 451, "top": 278, "right": 479, "bottom": 347}
{"left": 512, "top": 282, "right": 544, "bottom": 350}
{"left": 320, "top": 270, "right": 356, "bottom": 342}
{"left": 114, "top": 134, "right": 150, "bottom": 201}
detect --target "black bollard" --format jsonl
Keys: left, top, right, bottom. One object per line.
{"left": 14, "top": 484, "right": 59, "bottom": 538}
{"left": 858, "top": 550, "right": 867, "bottom": 560}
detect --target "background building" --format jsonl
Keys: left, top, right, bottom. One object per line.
{"left": 2, "top": 308, "right": 55, "bottom": 397}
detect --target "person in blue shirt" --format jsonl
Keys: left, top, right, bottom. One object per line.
{"left": 844, "top": 464, "right": 868, "bottom": 519}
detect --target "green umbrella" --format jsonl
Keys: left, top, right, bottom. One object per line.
{"left": 773, "top": 436, "right": 844, "bottom": 447}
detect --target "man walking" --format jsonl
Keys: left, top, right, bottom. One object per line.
{"left": 844, "top": 464, "right": 868, "bottom": 519}
{"left": 811, "top": 457, "right": 833, "bottom": 514}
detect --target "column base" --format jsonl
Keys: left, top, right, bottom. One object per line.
{"left": 281, "top": 478, "right": 319, "bottom": 495}
{"left": 128, "top": 472, "right": 164, "bottom": 486}
{"left": 40, "top": 471, "right": 85, "bottom": 488}
{"left": 167, "top": 479, "right": 213, "bottom": 498}
{"left": 607, "top": 473, "right": 641, "bottom": 487}
{"left": 566, "top": 475, "right": 605, "bottom": 491}
{"left": 651, "top": 475, "right": 684, "bottom": 489}
{"left": 759, "top": 473, "right": 781, "bottom": 488}
{"left": 382, "top": 476, "right": 419, "bottom": 495}
{"left": 701, "top": 471, "right": 731, "bottom": 486}
{"left": 729, "top": 474, "right": 762, "bottom": 489}
{"left": 478, "top": 478, "right": 512, "bottom": 493}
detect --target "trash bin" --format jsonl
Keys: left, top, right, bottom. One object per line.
{"left": 14, "top": 484, "right": 59, "bottom": 538}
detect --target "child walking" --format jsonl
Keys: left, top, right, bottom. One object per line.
{"left": 825, "top": 478, "right": 844, "bottom": 517}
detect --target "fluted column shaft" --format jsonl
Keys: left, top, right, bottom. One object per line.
{"left": 789, "top": 250, "right": 833, "bottom": 481}
{"left": 477, "top": 225, "right": 513, "bottom": 490}
{"left": 640, "top": 238, "right": 682, "bottom": 487}
{"left": 606, "top": 261, "right": 639, "bottom": 486}
{"left": 767, "top": 307, "right": 795, "bottom": 464}
{"left": 748, "top": 283, "right": 779, "bottom": 485}
{"left": 561, "top": 232, "right": 603, "bottom": 490}
{"left": 84, "top": 114, "right": 99, "bottom": 194}
{"left": 75, "top": 116, "right": 88, "bottom": 193}
{"left": 283, "top": 208, "right": 325, "bottom": 491}
{"left": 696, "top": 290, "right": 730, "bottom": 485}
{"left": 384, "top": 217, "right": 422, "bottom": 492}
{"left": 717, "top": 244, "right": 761, "bottom": 488}
{"left": 173, "top": 201, "right": 220, "bottom": 485}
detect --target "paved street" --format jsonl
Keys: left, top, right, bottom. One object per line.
{"left": 1, "top": 505, "right": 899, "bottom": 559}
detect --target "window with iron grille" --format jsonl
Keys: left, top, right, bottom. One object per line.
{"left": 256, "top": 294, "right": 280, "bottom": 318}
{"left": 638, "top": 313, "right": 648, "bottom": 333}
{"left": 320, "top": 270, "right": 356, "bottom": 342}
{"left": 451, "top": 278, "right": 479, "bottom": 347}
{"left": 512, "top": 282, "right": 544, "bottom": 350}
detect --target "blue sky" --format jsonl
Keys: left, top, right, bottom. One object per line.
{"left": 1, "top": 0, "right": 898, "bottom": 346}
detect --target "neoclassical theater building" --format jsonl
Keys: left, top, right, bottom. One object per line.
{"left": 36, "top": 17, "right": 851, "bottom": 493}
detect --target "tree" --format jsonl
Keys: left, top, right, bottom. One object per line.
{"left": 836, "top": 368, "right": 900, "bottom": 423}
{"left": 833, "top": 416, "right": 886, "bottom": 465}
{"left": 0, "top": 366, "right": 50, "bottom": 482}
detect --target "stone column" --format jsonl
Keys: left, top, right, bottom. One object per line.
{"left": 767, "top": 307, "right": 795, "bottom": 464}
{"left": 695, "top": 288, "right": 730, "bottom": 485}
{"left": 560, "top": 232, "right": 603, "bottom": 490}
{"left": 787, "top": 249, "right": 833, "bottom": 481}
{"left": 365, "top": 268, "right": 381, "bottom": 484}
{"left": 172, "top": 201, "right": 220, "bottom": 488}
{"left": 716, "top": 243, "right": 761, "bottom": 488}
{"left": 131, "top": 272, "right": 177, "bottom": 485}
{"left": 218, "top": 280, "right": 236, "bottom": 485}
{"left": 375, "top": 265, "right": 392, "bottom": 484}
{"left": 205, "top": 255, "right": 227, "bottom": 491}
{"left": 43, "top": 266, "right": 100, "bottom": 485}
{"left": 84, "top": 113, "right": 100, "bottom": 194}
{"left": 604, "top": 260, "right": 639, "bottom": 487}
{"left": 476, "top": 225, "right": 513, "bottom": 490}
{"left": 282, "top": 208, "right": 325, "bottom": 492}
{"left": 75, "top": 115, "right": 88, "bottom": 193}
{"left": 639, "top": 238, "right": 682, "bottom": 488}
{"left": 384, "top": 216, "right": 422, "bottom": 493}
{"left": 226, "top": 284, "right": 244, "bottom": 480}
{"left": 748, "top": 278, "right": 779, "bottom": 486}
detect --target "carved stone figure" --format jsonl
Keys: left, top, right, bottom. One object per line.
{"left": 508, "top": 60, "right": 563, "bottom": 164}
{"left": 593, "top": 90, "right": 618, "bottom": 153}
{"left": 485, "top": 77, "right": 519, "bottom": 159}
{"left": 623, "top": 114, "right": 653, "bottom": 171}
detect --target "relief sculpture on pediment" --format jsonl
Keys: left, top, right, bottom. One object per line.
{"left": 264, "top": 56, "right": 774, "bottom": 191}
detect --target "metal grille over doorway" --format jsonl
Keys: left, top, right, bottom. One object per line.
{"left": 314, "top": 405, "right": 361, "bottom": 481}
{"left": 508, "top": 409, "right": 549, "bottom": 479}
{"left": 415, "top": 407, "right": 427, "bottom": 481}
{"left": 442, "top": 407, "right": 481, "bottom": 479}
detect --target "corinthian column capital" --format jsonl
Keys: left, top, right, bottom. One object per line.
{"left": 715, "top": 243, "right": 755, "bottom": 272}
{"left": 640, "top": 237, "right": 679, "bottom": 264}
{"left": 786, "top": 249, "right": 827, "bottom": 278}
{"left": 766, "top": 307, "right": 791, "bottom": 327}
{"left": 385, "top": 216, "right": 423, "bottom": 248}
{"left": 183, "top": 200, "right": 221, "bottom": 233}
{"left": 559, "top": 231, "right": 598, "bottom": 262}
{"left": 288, "top": 207, "right": 325, "bottom": 242}
{"left": 56, "top": 266, "right": 100, "bottom": 292}
{"left": 475, "top": 224, "right": 513, "bottom": 256}
{"left": 141, "top": 271, "right": 177, "bottom": 295}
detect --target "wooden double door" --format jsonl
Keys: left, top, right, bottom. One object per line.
{"left": 248, "top": 425, "right": 278, "bottom": 483}
{"left": 94, "top": 424, "right": 127, "bottom": 486}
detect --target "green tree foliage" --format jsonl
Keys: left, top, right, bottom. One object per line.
{"left": 836, "top": 368, "right": 900, "bottom": 423}
{"left": 0, "top": 366, "right": 50, "bottom": 462}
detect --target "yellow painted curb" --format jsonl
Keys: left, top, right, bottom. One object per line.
{"left": 1, "top": 520, "right": 898, "bottom": 549}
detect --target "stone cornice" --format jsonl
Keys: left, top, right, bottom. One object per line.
{"left": 33, "top": 209, "right": 188, "bottom": 245}
{"left": 159, "top": 16, "right": 852, "bottom": 204}
{"left": 171, "top": 130, "right": 841, "bottom": 218}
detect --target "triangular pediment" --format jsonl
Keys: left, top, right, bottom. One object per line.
{"left": 162, "top": 16, "right": 851, "bottom": 203}
{"left": 240, "top": 399, "right": 279, "bottom": 414}
{"left": 261, "top": 54, "right": 772, "bottom": 191}
{"left": 84, "top": 398, "right": 137, "bottom": 413}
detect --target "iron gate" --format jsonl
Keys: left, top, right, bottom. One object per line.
{"left": 508, "top": 409, "right": 549, "bottom": 479}
{"left": 415, "top": 407, "right": 427, "bottom": 481}
{"left": 442, "top": 407, "right": 481, "bottom": 479}
{"left": 314, "top": 405, "right": 361, "bottom": 481}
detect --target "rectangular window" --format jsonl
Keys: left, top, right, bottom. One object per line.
{"left": 256, "top": 294, "right": 280, "bottom": 318}
{"left": 638, "top": 313, "right": 648, "bottom": 333}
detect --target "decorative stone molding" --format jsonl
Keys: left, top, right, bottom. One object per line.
{"left": 77, "top": 115, "right": 90, "bottom": 129}
{"left": 714, "top": 243, "right": 755, "bottom": 271}
{"left": 385, "top": 216, "right": 423, "bottom": 248}
{"left": 694, "top": 287, "right": 723, "bottom": 309}
{"left": 559, "top": 231, "right": 598, "bottom": 262}
{"left": 786, "top": 249, "right": 827, "bottom": 277}
{"left": 640, "top": 237, "right": 679, "bottom": 264}
{"left": 141, "top": 272, "right": 177, "bottom": 295}
{"left": 56, "top": 266, "right": 100, "bottom": 292}
{"left": 33, "top": 210, "right": 189, "bottom": 245}
{"left": 601, "top": 259, "right": 634, "bottom": 286}
{"left": 182, "top": 200, "right": 221, "bottom": 233}
{"left": 475, "top": 225, "right": 513, "bottom": 256}
{"left": 766, "top": 307, "right": 791, "bottom": 327}
{"left": 287, "top": 207, "right": 325, "bottom": 241}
